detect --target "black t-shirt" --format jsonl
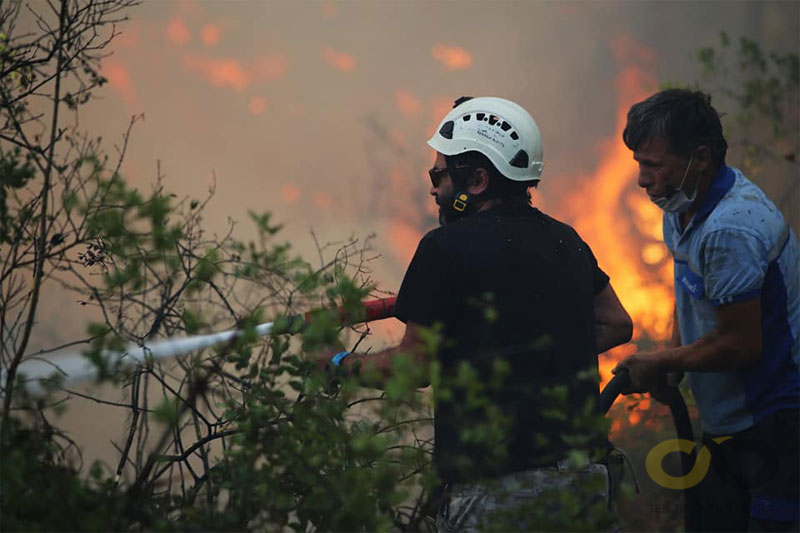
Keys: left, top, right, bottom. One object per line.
{"left": 394, "top": 201, "right": 610, "bottom": 483}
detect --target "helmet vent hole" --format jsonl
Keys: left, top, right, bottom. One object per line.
{"left": 476, "top": 112, "right": 485, "bottom": 121}
{"left": 510, "top": 131, "right": 519, "bottom": 140}
{"left": 439, "top": 120, "right": 455, "bottom": 139}
{"left": 500, "top": 122, "right": 511, "bottom": 131}
{"left": 510, "top": 150, "right": 529, "bottom": 168}
{"left": 462, "top": 115, "right": 471, "bottom": 121}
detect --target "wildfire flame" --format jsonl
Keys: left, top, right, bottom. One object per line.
{"left": 201, "top": 25, "right": 221, "bottom": 48}
{"left": 563, "top": 101, "right": 674, "bottom": 346}
{"left": 167, "top": 17, "right": 191, "bottom": 46}
{"left": 103, "top": 60, "right": 136, "bottom": 106}
{"left": 561, "top": 43, "right": 675, "bottom": 428}
{"left": 431, "top": 44, "right": 472, "bottom": 70}
{"left": 322, "top": 46, "right": 357, "bottom": 73}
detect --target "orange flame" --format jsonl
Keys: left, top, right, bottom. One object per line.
{"left": 181, "top": 52, "right": 288, "bottom": 93}
{"left": 103, "top": 60, "right": 136, "bottom": 106}
{"left": 281, "top": 184, "right": 300, "bottom": 205}
{"left": 560, "top": 44, "right": 673, "bottom": 394}
{"left": 322, "top": 46, "right": 356, "bottom": 73}
{"left": 201, "top": 25, "right": 221, "bottom": 47}
{"left": 431, "top": 44, "right": 472, "bottom": 70}
{"left": 167, "top": 18, "right": 191, "bottom": 45}
{"left": 182, "top": 56, "right": 250, "bottom": 91}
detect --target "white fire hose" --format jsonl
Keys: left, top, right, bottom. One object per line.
{"left": 2, "top": 297, "right": 397, "bottom": 397}
{"left": 5, "top": 319, "right": 279, "bottom": 397}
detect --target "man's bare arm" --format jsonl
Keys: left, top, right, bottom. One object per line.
{"left": 615, "top": 297, "right": 762, "bottom": 392}
{"left": 594, "top": 283, "right": 633, "bottom": 353}
{"left": 656, "top": 297, "right": 762, "bottom": 372}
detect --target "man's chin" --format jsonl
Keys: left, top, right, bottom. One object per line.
{"left": 437, "top": 196, "right": 457, "bottom": 225}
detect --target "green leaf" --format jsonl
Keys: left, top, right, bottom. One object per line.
{"left": 248, "top": 210, "right": 283, "bottom": 235}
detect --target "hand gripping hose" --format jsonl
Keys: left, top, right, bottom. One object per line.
{"left": 4, "top": 297, "right": 397, "bottom": 397}
{"left": 599, "top": 368, "right": 700, "bottom": 531}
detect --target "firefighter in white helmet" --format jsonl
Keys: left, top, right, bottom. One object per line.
{"left": 316, "top": 96, "right": 632, "bottom": 531}
{"left": 426, "top": 96, "right": 544, "bottom": 226}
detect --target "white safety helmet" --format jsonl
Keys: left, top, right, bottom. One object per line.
{"left": 428, "top": 96, "right": 544, "bottom": 182}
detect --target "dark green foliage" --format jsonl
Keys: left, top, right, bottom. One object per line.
{"left": 210, "top": 363, "right": 424, "bottom": 531}
{"left": 697, "top": 32, "right": 799, "bottom": 170}
{"left": 1, "top": 418, "right": 128, "bottom": 532}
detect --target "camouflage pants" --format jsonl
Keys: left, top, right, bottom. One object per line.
{"left": 435, "top": 463, "right": 617, "bottom": 532}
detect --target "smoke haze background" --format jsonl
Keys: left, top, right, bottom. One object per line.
{"left": 84, "top": 1, "right": 798, "bottom": 272}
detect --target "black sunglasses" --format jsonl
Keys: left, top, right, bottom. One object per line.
{"left": 428, "top": 167, "right": 449, "bottom": 187}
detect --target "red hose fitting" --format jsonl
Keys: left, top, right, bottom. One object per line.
{"left": 362, "top": 297, "right": 397, "bottom": 323}
{"left": 302, "top": 296, "right": 397, "bottom": 326}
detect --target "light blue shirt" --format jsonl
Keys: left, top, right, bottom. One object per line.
{"left": 663, "top": 165, "right": 800, "bottom": 434}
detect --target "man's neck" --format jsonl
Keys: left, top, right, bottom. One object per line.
{"left": 475, "top": 198, "right": 503, "bottom": 213}
{"left": 680, "top": 164, "right": 720, "bottom": 230}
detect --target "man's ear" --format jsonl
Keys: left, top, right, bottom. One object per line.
{"left": 467, "top": 167, "right": 490, "bottom": 195}
{"left": 695, "top": 145, "right": 713, "bottom": 174}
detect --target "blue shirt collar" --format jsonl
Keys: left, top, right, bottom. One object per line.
{"left": 694, "top": 164, "right": 735, "bottom": 221}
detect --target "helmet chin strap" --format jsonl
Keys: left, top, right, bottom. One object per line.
{"left": 452, "top": 190, "right": 471, "bottom": 213}
{"left": 441, "top": 155, "right": 476, "bottom": 223}
{"left": 438, "top": 189, "right": 472, "bottom": 226}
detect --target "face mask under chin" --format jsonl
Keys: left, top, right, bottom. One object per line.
{"left": 651, "top": 190, "right": 695, "bottom": 213}
{"left": 651, "top": 154, "right": 698, "bottom": 213}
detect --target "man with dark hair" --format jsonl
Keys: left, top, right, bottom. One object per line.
{"left": 318, "top": 96, "right": 633, "bottom": 530}
{"left": 614, "top": 88, "right": 800, "bottom": 531}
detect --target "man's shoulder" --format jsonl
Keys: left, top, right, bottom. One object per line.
{"left": 492, "top": 206, "right": 584, "bottom": 239}
{"left": 419, "top": 225, "right": 449, "bottom": 244}
{"left": 704, "top": 168, "right": 785, "bottom": 237}
{"left": 533, "top": 209, "right": 577, "bottom": 231}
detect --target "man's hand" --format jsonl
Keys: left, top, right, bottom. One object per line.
{"left": 306, "top": 346, "right": 347, "bottom": 374}
{"left": 612, "top": 352, "right": 669, "bottom": 394}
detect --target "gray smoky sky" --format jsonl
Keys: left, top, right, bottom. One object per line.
{"left": 85, "top": 1, "right": 797, "bottom": 263}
